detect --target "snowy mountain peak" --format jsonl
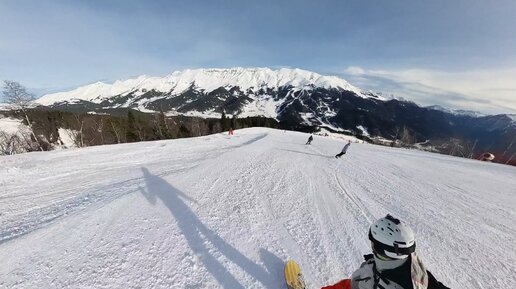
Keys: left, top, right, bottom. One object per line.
{"left": 426, "top": 105, "right": 485, "bottom": 118}
{"left": 166, "top": 67, "right": 364, "bottom": 94}
{"left": 36, "top": 68, "right": 365, "bottom": 106}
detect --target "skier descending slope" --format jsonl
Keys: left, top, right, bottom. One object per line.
{"left": 335, "top": 141, "right": 351, "bottom": 158}
{"left": 322, "top": 215, "right": 450, "bottom": 289}
{"left": 306, "top": 134, "right": 314, "bottom": 145}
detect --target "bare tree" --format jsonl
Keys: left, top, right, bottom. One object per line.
{"left": 73, "top": 114, "right": 85, "bottom": 147}
{"left": 2, "top": 80, "right": 43, "bottom": 151}
{"left": 110, "top": 120, "right": 122, "bottom": 144}
{"left": 0, "top": 127, "right": 40, "bottom": 155}
{"left": 505, "top": 151, "right": 516, "bottom": 165}
{"left": 94, "top": 117, "right": 105, "bottom": 145}
{"left": 399, "top": 126, "right": 415, "bottom": 146}
{"left": 502, "top": 136, "right": 515, "bottom": 158}
{"left": 195, "top": 117, "right": 201, "bottom": 136}
{"left": 469, "top": 139, "right": 478, "bottom": 159}
{"left": 0, "top": 131, "right": 18, "bottom": 155}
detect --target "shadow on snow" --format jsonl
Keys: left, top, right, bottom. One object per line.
{"left": 139, "top": 167, "right": 283, "bottom": 289}
{"left": 278, "top": 148, "right": 333, "bottom": 158}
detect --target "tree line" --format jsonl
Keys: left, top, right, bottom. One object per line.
{"left": 0, "top": 81, "right": 278, "bottom": 155}
{"left": 0, "top": 108, "right": 278, "bottom": 155}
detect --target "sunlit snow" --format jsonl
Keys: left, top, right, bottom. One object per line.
{"left": 0, "top": 128, "right": 513, "bottom": 288}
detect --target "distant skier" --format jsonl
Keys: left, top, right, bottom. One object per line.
{"left": 229, "top": 128, "right": 234, "bottom": 135}
{"left": 335, "top": 140, "right": 351, "bottom": 158}
{"left": 306, "top": 135, "right": 314, "bottom": 145}
{"left": 321, "top": 214, "right": 450, "bottom": 289}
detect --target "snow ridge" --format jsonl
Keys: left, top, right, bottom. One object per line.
{"left": 426, "top": 105, "right": 485, "bottom": 118}
{"left": 36, "top": 68, "right": 365, "bottom": 105}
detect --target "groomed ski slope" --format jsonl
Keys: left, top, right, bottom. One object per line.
{"left": 0, "top": 128, "right": 514, "bottom": 288}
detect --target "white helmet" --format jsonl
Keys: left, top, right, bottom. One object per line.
{"left": 369, "top": 214, "right": 416, "bottom": 259}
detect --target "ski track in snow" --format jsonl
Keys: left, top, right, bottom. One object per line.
{"left": 0, "top": 128, "right": 515, "bottom": 288}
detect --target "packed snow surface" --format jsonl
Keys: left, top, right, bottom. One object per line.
{"left": 0, "top": 128, "right": 514, "bottom": 288}
{"left": 36, "top": 68, "right": 365, "bottom": 105}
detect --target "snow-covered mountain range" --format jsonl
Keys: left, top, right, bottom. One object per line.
{"left": 31, "top": 67, "right": 515, "bottom": 163}
{"left": 37, "top": 68, "right": 366, "bottom": 102}
{"left": 36, "top": 68, "right": 377, "bottom": 118}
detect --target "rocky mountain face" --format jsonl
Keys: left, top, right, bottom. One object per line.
{"left": 35, "top": 67, "right": 516, "bottom": 164}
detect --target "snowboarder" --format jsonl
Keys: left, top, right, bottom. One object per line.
{"left": 335, "top": 140, "right": 351, "bottom": 158}
{"left": 306, "top": 135, "right": 314, "bottom": 145}
{"left": 321, "top": 214, "right": 450, "bottom": 289}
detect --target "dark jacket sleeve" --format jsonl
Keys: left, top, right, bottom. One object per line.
{"left": 427, "top": 270, "right": 450, "bottom": 289}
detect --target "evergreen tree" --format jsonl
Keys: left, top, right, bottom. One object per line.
{"left": 126, "top": 111, "right": 139, "bottom": 142}
{"left": 231, "top": 114, "right": 237, "bottom": 129}
{"left": 221, "top": 111, "right": 228, "bottom": 131}
{"left": 178, "top": 124, "right": 190, "bottom": 138}
{"left": 154, "top": 110, "right": 171, "bottom": 139}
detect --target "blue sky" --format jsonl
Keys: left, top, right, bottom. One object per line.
{"left": 1, "top": 0, "right": 515, "bottom": 113}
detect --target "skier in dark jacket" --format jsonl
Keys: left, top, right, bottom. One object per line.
{"left": 321, "top": 215, "right": 450, "bottom": 289}
{"left": 306, "top": 135, "right": 314, "bottom": 145}
{"left": 335, "top": 140, "right": 351, "bottom": 158}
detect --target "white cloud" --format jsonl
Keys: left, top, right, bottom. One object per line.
{"left": 343, "top": 67, "right": 516, "bottom": 114}
{"left": 344, "top": 66, "right": 366, "bottom": 75}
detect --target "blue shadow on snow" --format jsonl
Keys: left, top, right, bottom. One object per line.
{"left": 140, "top": 167, "right": 283, "bottom": 289}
